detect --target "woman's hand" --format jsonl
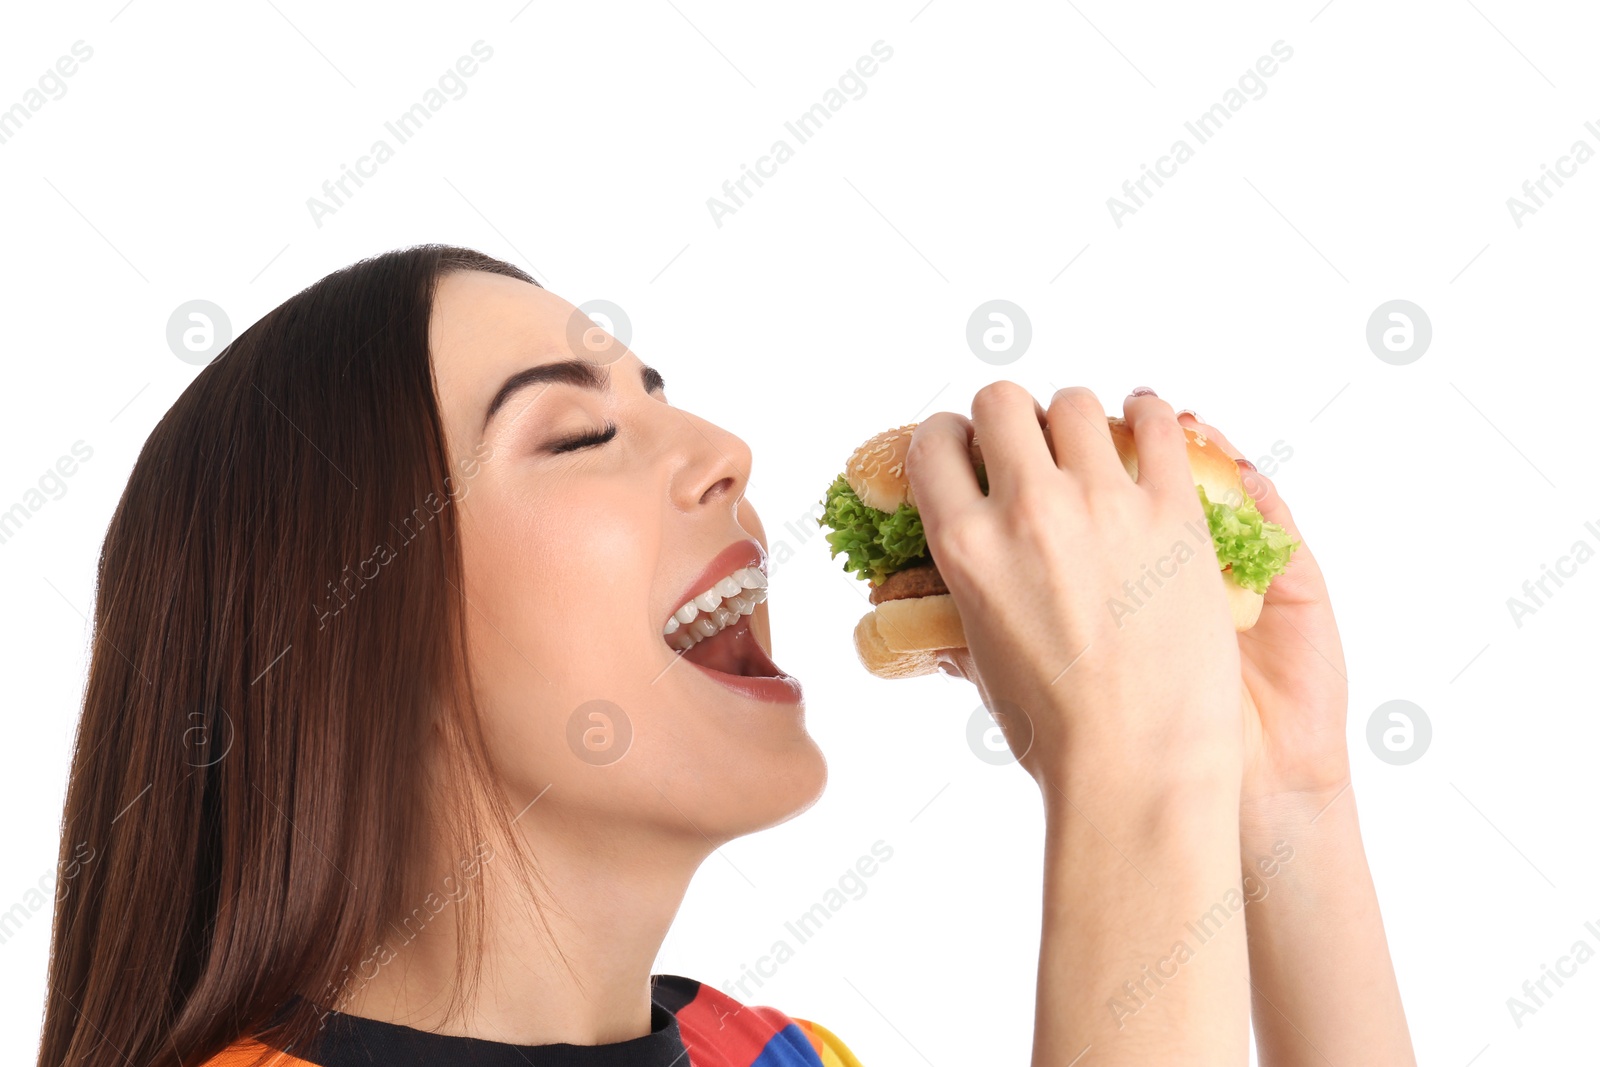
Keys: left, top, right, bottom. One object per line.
{"left": 1171, "top": 412, "right": 1353, "bottom": 817}
{"left": 907, "top": 384, "right": 1245, "bottom": 796}
{"left": 911, "top": 384, "right": 1254, "bottom": 1064}
{"left": 1170, "top": 415, "right": 1415, "bottom": 1066}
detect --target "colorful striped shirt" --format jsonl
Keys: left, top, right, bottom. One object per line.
{"left": 198, "top": 975, "right": 862, "bottom": 1066}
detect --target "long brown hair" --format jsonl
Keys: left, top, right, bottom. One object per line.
{"left": 38, "top": 245, "right": 565, "bottom": 1067}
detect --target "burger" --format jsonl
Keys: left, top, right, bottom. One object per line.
{"left": 816, "top": 419, "right": 1299, "bottom": 679}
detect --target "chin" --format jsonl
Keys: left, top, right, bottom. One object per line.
{"left": 770, "top": 737, "right": 829, "bottom": 823}
{"left": 704, "top": 738, "right": 829, "bottom": 841}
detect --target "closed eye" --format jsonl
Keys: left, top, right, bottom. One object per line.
{"left": 550, "top": 421, "right": 619, "bottom": 453}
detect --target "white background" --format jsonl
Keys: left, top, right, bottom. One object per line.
{"left": 3, "top": 1, "right": 1598, "bottom": 1064}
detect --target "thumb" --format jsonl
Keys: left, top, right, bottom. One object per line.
{"left": 936, "top": 647, "right": 976, "bottom": 682}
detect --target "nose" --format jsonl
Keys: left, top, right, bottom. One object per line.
{"left": 670, "top": 409, "right": 753, "bottom": 513}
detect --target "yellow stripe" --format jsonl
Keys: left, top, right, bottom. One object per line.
{"left": 792, "top": 1017, "right": 866, "bottom": 1067}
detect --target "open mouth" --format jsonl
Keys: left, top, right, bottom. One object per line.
{"left": 673, "top": 613, "right": 786, "bottom": 679}
{"left": 663, "top": 560, "right": 782, "bottom": 678}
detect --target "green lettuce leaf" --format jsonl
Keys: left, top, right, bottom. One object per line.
{"left": 1196, "top": 483, "right": 1299, "bottom": 594}
{"left": 816, "top": 474, "right": 928, "bottom": 586}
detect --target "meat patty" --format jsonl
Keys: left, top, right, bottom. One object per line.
{"left": 869, "top": 560, "right": 950, "bottom": 604}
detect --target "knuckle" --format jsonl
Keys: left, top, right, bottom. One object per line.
{"left": 906, "top": 415, "right": 963, "bottom": 479}
{"left": 1092, "top": 484, "right": 1147, "bottom": 528}
{"left": 1008, "top": 492, "right": 1069, "bottom": 547}
{"left": 928, "top": 507, "right": 989, "bottom": 574}
{"left": 1140, "top": 412, "right": 1187, "bottom": 452}
{"left": 973, "top": 379, "right": 1031, "bottom": 413}
{"left": 1127, "top": 391, "right": 1178, "bottom": 417}
{"left": 904, "top": 426, "right": 936, "bottom": 469}
{"left": 1049, "top": 386, "right": 1103, "bottom": 425}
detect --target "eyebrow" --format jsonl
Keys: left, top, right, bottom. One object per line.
{"left": 483, "top": 360, "right": 666, "bottom": 431}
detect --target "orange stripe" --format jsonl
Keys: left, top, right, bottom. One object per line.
{"left": 196, "top": 1039, "right": 318, "bottom": 1067}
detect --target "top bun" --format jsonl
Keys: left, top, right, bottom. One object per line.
{"left": 843, "top": 422, "right": 982, "bottom": 513}
{"left": 844, "top": 417, "right": 1249, "bottom": 511}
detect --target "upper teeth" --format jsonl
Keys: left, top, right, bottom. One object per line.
{"left": 663, "top": 566, "right": 769, "bottom": 651}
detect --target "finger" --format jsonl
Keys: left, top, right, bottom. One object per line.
{"left": 968, "top": 381, "right": 1056, "bottom": 500}
{"left": 1045, "top": 386, "right": 1125, "bottom": 486}
{"left": 936, "top": 648, "right": 974, "bottom": 681}
{"left": 1121, "top": 390, "right": 1192, "bottom": 495}
{"left": 906, "top": 412, "right": 984, "bottom": 529}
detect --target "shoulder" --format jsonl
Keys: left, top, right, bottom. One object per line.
{"left": 652, "top": 974, "right": 865, "bottom": 1066}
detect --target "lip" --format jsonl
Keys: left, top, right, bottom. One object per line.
{"left": 685, "top": 655, "right": 805, "bottom": 705}
{"left": 666, "top": 537, "right": 768, "bottom": 632}
{"left": 683, "top": 615, "right": 803, "bottom": 704}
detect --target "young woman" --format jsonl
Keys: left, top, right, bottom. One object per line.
{"left": 36, "top": 245, "right": 1413, "bottom": 1066}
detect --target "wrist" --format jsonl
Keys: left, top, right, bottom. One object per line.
{"left": 1239, "top": 777, "right": 1355, "bottom": 843}
{"left": 1043, "top": 757, "right": 1241, "bottom": 838}
{"left": 1051, "top": 701, "right": 1245, "bottom": 787}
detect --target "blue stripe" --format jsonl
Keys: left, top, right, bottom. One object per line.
{"left": 749, "top": 1022, "right": 824, "bottom": 1067}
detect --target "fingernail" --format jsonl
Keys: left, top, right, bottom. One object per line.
{"left": 1129, "top": 386, "right": 1158, "bottom": 397}
{"left": 1177, "top": 408, "right": 1203, "bottom": 422}
{"left": 1236, "top": 457, "right": 1257, "bottom": 472}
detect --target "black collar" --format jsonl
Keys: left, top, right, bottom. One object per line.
{"left": 293, "top": 992, "right": 690, "bottom": 1067}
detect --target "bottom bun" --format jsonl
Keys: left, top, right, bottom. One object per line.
{"left": 873, "top": 594, "right": 968, "bottom": 651}
{"left": 852, "top": 611, "right": 944, "bottom": 679}
{"left": 853, "top": 581, "right": 1264, "bottom": 681}
{"left": 853, "top": 594, "right": 967, "bottom": 680}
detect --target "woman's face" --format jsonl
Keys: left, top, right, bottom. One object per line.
{"left": 428, "top": 270, "right": 826, "bottom": 843}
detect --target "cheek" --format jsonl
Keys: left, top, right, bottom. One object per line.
{"left": 460, "top": 477, "right": 659, "bottom": 682}
{"left": 454, "top": 478, "right": 659, "bottom": 795}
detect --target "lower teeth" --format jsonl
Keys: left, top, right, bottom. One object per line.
{"left": 665, "top": 587, "right": 766, "bottom": 652}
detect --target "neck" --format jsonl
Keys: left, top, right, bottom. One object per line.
{"left": 337, "top": 805, "right": 709, "bottom": 1046}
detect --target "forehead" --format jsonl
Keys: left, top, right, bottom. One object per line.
{"left": 430, "top": 269, "right": 573, "bottom": 378}
{"left": 429, "top": 269, "right": 578, "bottom": 430}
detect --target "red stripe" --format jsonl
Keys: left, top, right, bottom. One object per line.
{"left": 674, "top": 983, "right": 798, "bottom": 1065}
